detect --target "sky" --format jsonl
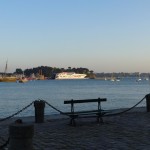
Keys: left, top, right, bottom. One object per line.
{"left": 0, "top": 0, "right": 150, "bottom": 73}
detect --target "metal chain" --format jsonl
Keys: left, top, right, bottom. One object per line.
{"left": 42, "top": 96, "right": 146, "bottom": 117}
{"left": 104, "top": 96, "right": 146, "bottom": 117}
{"left": 0, "top": 101, "right": 34, "bottom": 122}
{"left": 0, "top": 101, "right": 34, "bottom": 149}
{"left": 0, "top": 96, "right": 147, "bottom": 149}
{"left": 0, "top": 136, "right": 6, "bottom": 142}
{"left": 0, "top": 137, "right": 9, "bottom": 149}
{"left": 40, "top": 99, "right": 69, "bottom": 116}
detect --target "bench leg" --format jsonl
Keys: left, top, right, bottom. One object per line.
{"left": 70, "top": 118, "right": 76, "bottom": 126}
{"left": 97, "top": 116, "right": 103, "bottom": 124}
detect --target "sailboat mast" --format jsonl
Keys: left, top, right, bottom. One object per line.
{"left": 4, "top": 60, "right": 8, "bottom": 77}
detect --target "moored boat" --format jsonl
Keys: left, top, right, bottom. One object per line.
{"left": 0, "top": 61, "right": 17, "bottom": 82}
{"left": 0, "top": 76, "right": 17, "bottom": 82}
{"left": 18, "top": 77, "right": 28, "bottom": 83}
{"left": 136, "top": 73, "right": 142, "bottom": 82}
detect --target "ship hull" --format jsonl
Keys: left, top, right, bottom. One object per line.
{"left": 0, "top": 77, "right": 17, "bottom": 82}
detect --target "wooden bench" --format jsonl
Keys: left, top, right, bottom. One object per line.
{"left": 64, "top": 98, "right": 107, "bottom": 126}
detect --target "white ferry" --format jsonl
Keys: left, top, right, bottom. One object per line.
{"left": 55, "top": 72, "right": 87, "bottom": 79}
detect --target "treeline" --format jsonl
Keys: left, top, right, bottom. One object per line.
{"left": 15, "top": 66, "right": 95, "bottom": 78}
{"left": 95, "top": 72, "right": 150, "bottom": 78}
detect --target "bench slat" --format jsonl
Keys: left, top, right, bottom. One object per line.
{"left": 64, "top": 110, "right": 108, "bottom": 114}
{"left": 63, "top": 110, "right": 109, "bottom": 116}
{"left": 64, "top": 98, "right": 107, "bottom": 104}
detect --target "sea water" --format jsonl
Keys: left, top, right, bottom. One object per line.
{"left": 0, "top": 78, "right": 150, "bottom": 118}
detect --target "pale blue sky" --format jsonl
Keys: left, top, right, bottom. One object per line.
{"left": 0, "top": 0, "right": 150, "bottom": 73}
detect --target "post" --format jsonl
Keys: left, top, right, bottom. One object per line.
{"left": 34, "top": 100, "right": 45, "bottom": 123}
{"left": 8, "top": 120, "right": 34, "bottom": 150}
{"left": 146, "top": 94, "right": 150, "bottom": 112}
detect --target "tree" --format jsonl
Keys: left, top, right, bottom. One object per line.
{"left": 15, "top": 68, "right": 23, "bottom": 74}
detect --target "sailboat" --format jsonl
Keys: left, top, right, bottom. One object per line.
{"left": 136, "top": 73, "right": 142, "bottom": 82}
{"left": 0, "top": 61, "right": 17, "bottom": 82}
{"left": 110, "top": 73, "right": 116, "bottom": 81}
{"left": 37, "top": 70, "right": 45, "bottom": 80}
{"left": 110, "top": 73, "right": 120, "bottom": 82}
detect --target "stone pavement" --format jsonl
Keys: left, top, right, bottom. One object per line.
{"left": 1, "top": 107, "right": 150, "bottom": 150}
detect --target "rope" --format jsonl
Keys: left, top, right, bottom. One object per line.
{"left": 0, "top": 101, "right": 34, "bottom": 122}
{"left": 104, "top": 96, "right": 146, "bottom": 117}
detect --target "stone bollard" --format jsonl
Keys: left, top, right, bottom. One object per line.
{"left": 146, "top": 94, "right": 150, "bottom": 112}
{"left": 34, "top": 100, "right": 45, "bottom": 123}
{"left": 8, "top": 120, "right": 34, "bottom": 150}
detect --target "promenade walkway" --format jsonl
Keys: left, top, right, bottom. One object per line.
{"left": 0, "top": 107, "right": 150, "bottom": 150}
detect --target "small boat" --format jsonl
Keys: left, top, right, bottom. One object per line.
{"left": 18, "top": 77, "right": 28, "bottom": 83}
{"left": 110, "top": 78, "right": 115, "bottom": 82}
{"left": 136, "top": 73, "right": 142, "bottom": 82}
{"left": 144, "top": 76, "right": 149, "bottom": 81}
{"left": 115, "top": 77, "right": 120, "bottom": 81}
{"left": 136, "top": 78, "right": 142, "bottom": 82}
{"left": 110, "top": 73, "right": 116, "bottom": 81}
{"left": 110, "top": 74, "right": 120, "bottom": 82}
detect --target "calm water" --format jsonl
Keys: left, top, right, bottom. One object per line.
{"left": 0, "top": 78, "right": 150, "bottom": 118}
